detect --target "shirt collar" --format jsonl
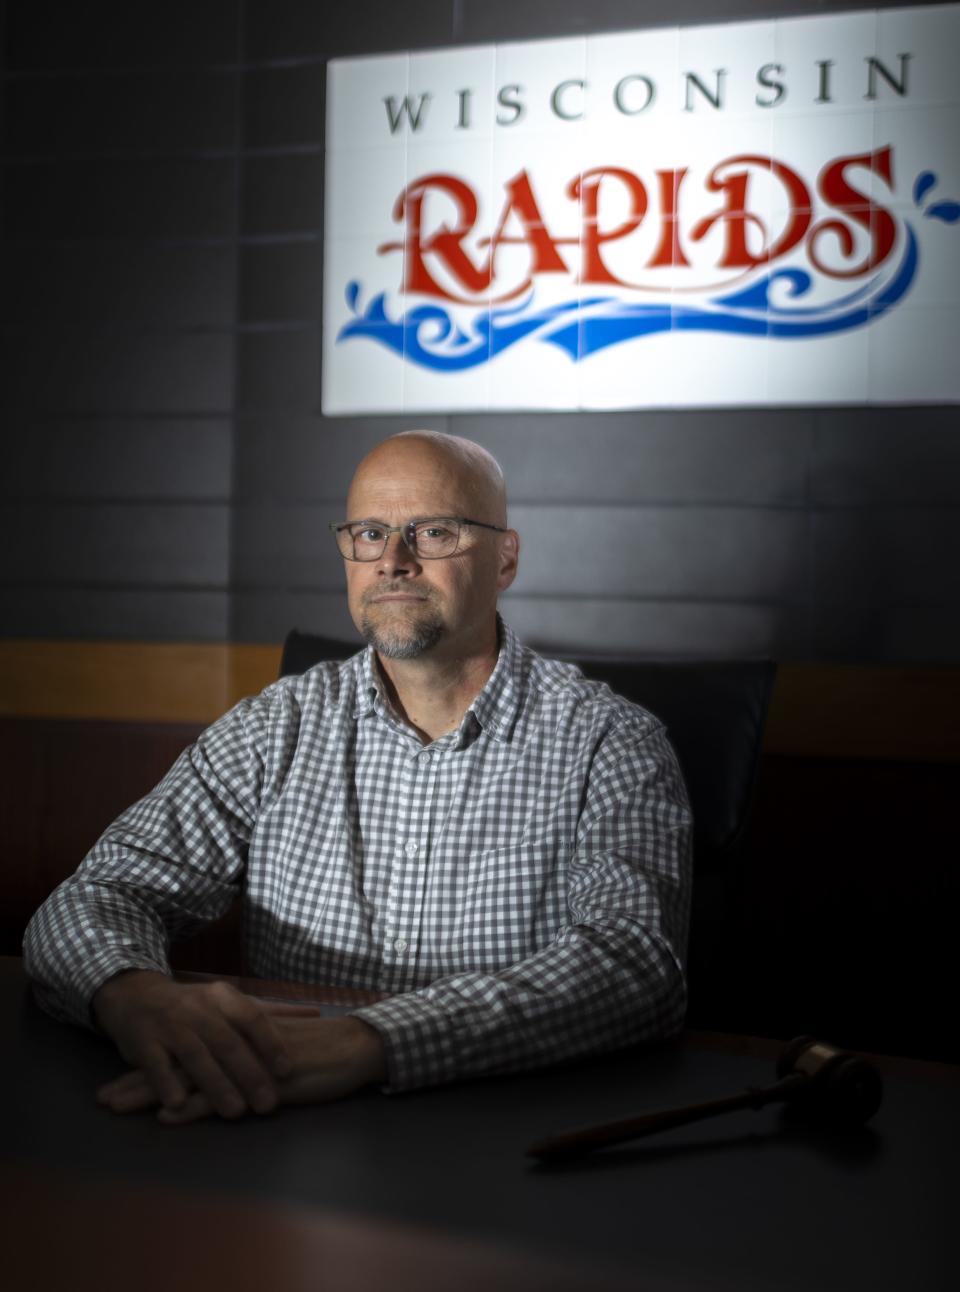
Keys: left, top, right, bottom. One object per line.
{"left": 465, "top": 617, "right": 525, "bottom": 743}
{"left": 354, "top": 647, "right": 381, "bottom": 718}
{"left": 352, "top": 616, "right": 526, "bottom": 744}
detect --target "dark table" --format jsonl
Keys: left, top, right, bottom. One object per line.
{"left": 1, "top": 956, "right": 955, "bottom": 1291}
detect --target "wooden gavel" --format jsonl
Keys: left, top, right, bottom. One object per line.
{"left": 526, "top": 1036, "right": 884, "bottom": 1163}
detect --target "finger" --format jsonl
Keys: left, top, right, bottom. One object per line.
{"left": 98, "top": 1071, "right": 161, "bottom": 1114}
{"left": 157, "top": 1091, "right": 214, "bottom": 1126}
{"left": 136, "top": 1044, "right": 191, "bottom": 1111}
{"left": 199, "top": 1017, "right": 285, "bottom": 1114}
{"left": 98, "top": 1068, "right": 148, "bottom": 1100}
{"left": 221, "top": 996, "right": 299, "bottom": 1078}
{"left": 171, "top": 1035, "right": 250, "bottom": 1118}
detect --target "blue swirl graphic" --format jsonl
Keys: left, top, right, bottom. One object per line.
{"left": 337, "top": 224, "right": 920, "bottom": 371}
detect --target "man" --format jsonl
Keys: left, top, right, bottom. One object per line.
{"left": 24, "top": 431, "right": 692, "bottom": 1125}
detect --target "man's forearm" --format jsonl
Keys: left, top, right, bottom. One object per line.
{"left": 23, "top": 876, "right": 173, "bottom": 1027}
{"left": 352, "top": 915, "right": 687, "bottom": 1092}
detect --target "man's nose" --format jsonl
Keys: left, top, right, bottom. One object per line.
{"left": 376, "top": 530, "right": 422, "bottom": 577}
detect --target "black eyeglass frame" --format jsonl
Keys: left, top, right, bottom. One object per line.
{"left": 329, "top": 516, "right": 507, "bottom": 562}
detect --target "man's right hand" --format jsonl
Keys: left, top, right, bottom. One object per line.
{"left": 92, "top": 970, "right": 314, "bottom": 1118}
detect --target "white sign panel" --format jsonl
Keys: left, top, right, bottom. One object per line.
{"left": 322, "top": 6, "right": 960, "bottom": 413}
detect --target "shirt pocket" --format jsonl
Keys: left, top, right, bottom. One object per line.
{"left": 453, "top": 838, "right": 570, "bottom": 972}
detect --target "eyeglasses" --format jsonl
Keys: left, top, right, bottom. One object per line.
{"left": 330, "top": 516, "right": 506, "bottom": 562}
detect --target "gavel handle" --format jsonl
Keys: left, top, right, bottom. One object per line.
{"left": 526, "top": 1074, "right": 806, "bottom": 1162}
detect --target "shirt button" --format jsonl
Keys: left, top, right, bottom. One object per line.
{"left": 404, "top": 841, "right": 419, "bottom": 857}
{"left": 393, "top": 938, "right": 408, "bottom": 952}
{"left": 418, "top": 750, "right": 431, "bottom": 762}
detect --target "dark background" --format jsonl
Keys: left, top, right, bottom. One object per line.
{"left": 1, "top": 0, "right": 957, "bottom": 659}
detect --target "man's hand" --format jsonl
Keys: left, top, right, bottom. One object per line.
{"left": 92, "top": 970, "right": 322, "bottom": 1119}
{"left": 97, "top": 1012, "right": 387, "bottom": 1124}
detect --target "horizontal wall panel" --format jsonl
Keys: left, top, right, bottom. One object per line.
{"left": 811, "top": 601, "right": 960, "bottom": 667}
{"left": 236, "top": 330, "right": 321, "bottom": 412}
{"left": 814, "top": 509, "right": 960, "bottom": 608}
{"left": 232, "top": 408, "right": 960, "bottom": 509}
{"left": 2, "top": 158, "right": 237, "bottom": 238}
{"left": 3, "top": 0, "right": 240, "bottom": 71}
{"left": 501, "top": 595, "right": 806, "bottom": 659}
{"left": 875, "top": 605, "right": 960, "bottom": 667}
{"left": 1, "top": 244, "right": 236, "bottom": 328}
{"left": 233, "top": 411, "right": 810, "bottom": 507}
{"left": 231, "top": 502, "right": 340, "bottom": 588}
{"left": 242, "top": 0, "right": 454, "bottom": 61}
{"left": 0, "top": 641, "right": 274, "bottom": 720}
{"left": 513, "top": 505, "right": 807, "bottom": 601}
{"left": 240, "top": 155, "right": 323, "bottom": 236}
{"left": 230, "top": 501, "right": 807, "bottom": 602}
{"left": 811, "top": 410, "right": 960, "bottom": 506}
{"left": 242, "top": 66, "right": 325, "bottom": 149}
{"left": 455, "top": 0, "right": 827, "bottom": 43}
{"left": 3, "top": 70, "right": 238, "bottom": 156}
{"left": 233, "top": 416, "right": 449, "bottom": 501}
{"left": 239, "top": 242, "right": 324, "bottom": 323}
{"left": 231, "top": 588, "right": 360, "bottom": 644}
{"left": 453, "top": 412, "right": 814, "bottom": 506}
{"left": 3, "top": 420, "right": 232, "bottom": 501}
{"left": 0, "top": 331, "right": 233, "bottom": 414}
{"left": 0, "top": 641, "right": 231, "bottom": 720}
{"left": 0, "top": 589, "right": 229, "bottom": 641}
{"left": 0, "top": 504, "right": 229, "bottom": 586}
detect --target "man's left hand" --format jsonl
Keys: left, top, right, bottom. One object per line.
{"left": 97, "top": 1014, "right": 387, "bottom": 1123}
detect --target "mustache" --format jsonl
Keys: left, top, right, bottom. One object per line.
{"left": 361, "top": 583, "right": 435, "bottom": 606}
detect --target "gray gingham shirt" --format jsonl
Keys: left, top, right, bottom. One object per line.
{"left": 24, "top": 621, "right": 692, "bottom": 1091}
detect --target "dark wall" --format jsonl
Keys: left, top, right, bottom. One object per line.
{"left": 2, "top": 0, "right": 958, "bottom": 660}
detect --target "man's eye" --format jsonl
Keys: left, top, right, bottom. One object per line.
{"left": 418, "top": 525, "right": 452, "bottom": 540}
{"left": 358, "top": 527, "right": 385, "bottom": 542}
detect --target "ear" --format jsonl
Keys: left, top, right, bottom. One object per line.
{"left": 496, "top": 529, "right": 520, "bottom": 593}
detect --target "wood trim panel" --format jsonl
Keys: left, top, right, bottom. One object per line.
{"left": 763, "top": 664, "right": 960, "bottom": 762}
{"left": 2, "top": 639, "right": 958, "bottom": 760}
{"left": 0, "top": 640, "right": 281, "bottom": 725}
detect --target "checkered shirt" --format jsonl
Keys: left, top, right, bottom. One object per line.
{"left": 24, "top": 621, "right": 692, "bottom": 1092}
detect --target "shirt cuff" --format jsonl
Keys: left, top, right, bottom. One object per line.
{"left": 350, "top": 992, "right": 460, "bottom": 1092}
{"left": 30, "top": 951, "right": 171, "bottom": 1031}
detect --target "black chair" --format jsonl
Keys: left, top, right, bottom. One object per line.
{"left": 280, "top": 629, "right": 776, "bottom": 1028}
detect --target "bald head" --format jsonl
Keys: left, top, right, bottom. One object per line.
{"left": 347, "top": 431, "right": 507, "bottom": 528}
{"left": 341, "top": 429, "right": 518, "bottom": 663}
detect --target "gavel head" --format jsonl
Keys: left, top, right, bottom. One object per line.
{"left": 776, "top": 1036, "right": 883, "bottom": 1127}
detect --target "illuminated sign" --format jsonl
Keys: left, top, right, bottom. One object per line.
{"left": 322, "top": 6, "right": 960, "bottom": 412}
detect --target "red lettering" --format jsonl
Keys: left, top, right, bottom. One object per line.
{"left": 691, "top": 155, "right": 811, "bottom": 268}
{"left": 647, "top": 169, "right": 692, "bottom": 269}
{"left": 479, "top": 171, "right": 570, "bottom": 295}
{"left": 808, "top": 146, "right": 896, "bottom": 278}
{"left": 379, "top": 173, "right": 490, "bottom": 300}
{"left": 566, "top": 167, "right": 648, "bottom": 284}
{"left": 380, "top": 171, "right": 567, "bottom": 302}
{"left": 378, "top": 152, "right": 900, "bottom": 301}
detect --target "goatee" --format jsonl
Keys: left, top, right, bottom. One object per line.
{"left": 359, "top": 597, "right": 445, "bottom": 660}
